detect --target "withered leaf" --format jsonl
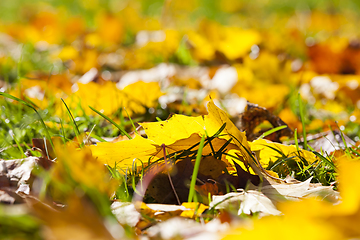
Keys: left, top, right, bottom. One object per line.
{"left": 237, "top": 102, "right": 293, "bottom": 142}
{"left": 210, "top": 190, "right": 282, "bottom": 216}
{"left": 195, "top": 155, "right": 227, "bottom": 179}
{"left": 146, "top": 157, "right": 194, "bottom": 204}
{"left": 0, "top": 156, "right": 46, "bottom": 203}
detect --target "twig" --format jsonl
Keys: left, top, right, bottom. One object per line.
{"left": 162, "top": 144, "right": 181, "bottom": 205}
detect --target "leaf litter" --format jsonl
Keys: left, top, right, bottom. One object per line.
{"left": 1, "top": 1, "right": 360, "bottom": 239}
{"left": 0, "top": 98, "right": 351, "bottom": 239}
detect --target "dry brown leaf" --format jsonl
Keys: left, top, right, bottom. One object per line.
{"left": 195, "top": 155, "right": 227, "bottom": 179}
{"left": 236, "top": 102, "right": 293, "bottom": 142}
{"left": 0, "top": 156, "right": 46, "bottom": 203}
{"left": 146, "top": 157, "right": 194, "bottom": 204}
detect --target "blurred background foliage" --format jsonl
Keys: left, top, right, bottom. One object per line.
{"left": 1, "top": 0, "right": 360, "bottom": 157}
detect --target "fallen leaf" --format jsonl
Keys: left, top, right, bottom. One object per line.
{"left": 51, "top": 142, "right": 119, "bottom": 199}
{"left": 204, "top": 101, "right": 252, "bottom": 164}
{"left": 250, "top": 139, "right": 318, "bottom": 169}
{"left": 211, "top": 175, "right": 338, "bottom": 217}
{"left": 236, "top": 102, "right": 293, "bottom": 142}
{"left": 180, "top": 202, "right": 209, "bottom": 218}
{"left": 210, "top": 190, "right": 281, "bottom": 216}
{"left": 307, "top": 130, "right": 356, "bottom": 153}
{"left": 0, "top": 157, "right": 45, "bottom": 203}
{"left": 146, "top": 216, "right": 225, "bottom": 240}
{"left": 90, "top": 133, "right": 160, "bottom": 168}
{"left": 90, "top": 101, "right": 244, "bottom": 170}
{"left": 121, "top": 81, "right": 163, "bottom": 116}
{"left": 146, "top": 157, "right": 194, "bottom": 204}
{"left": 196, "top": 155, "right": 227, "bottom": 179}
{"left": 251, "top": 176, "right": 339, "bottom": 203}
{"left": 195, "top": 182, "right": 223, "bottom": 197}
{"left": 111, "top": 201, "right": 141, "bottom": 227}
{"left": 26, "top": 194, "right": 123, "bottom": 240}
{"left": 140, "top": 114, "right": 205, "bottom": 145}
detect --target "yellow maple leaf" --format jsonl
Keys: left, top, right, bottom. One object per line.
{"left": 70, "top": 81, "right": 162, "bottom": 117}
{"left": 216, "top": 27, "right": 261, "bottom": 60}
{"left": 90, "top": 100, "right": 246, "bottom": 169}
{"left": 180, "top": 202, "right": 209, "bottom": 218}
{"left": 250, "top": 139, "right": 318, "bottom": 169}
{"left": 72, "top": 81, "right": 123, "bottom": 116}
{"left": 222, "top": 157, "right": 360, "bottom": 240}
{"left": 140, "top": 115, "right": 205, "bottom": 145}
{"left": 141, "top": 100, "right": 250, "bottom": 152}
{"left": 121, "top": 81, "right": 163, "bottom": 116}
{"left": 186, "top": 30, "right": 215, "bottom": 61}
{"left": 204, "top": 101, "right": 252, "bottom": 162}
{"left": 91, "top": 132, "right": 238, "bottom": 169}
{"left": 89, "top": 133, "right": 161, "bottom": 168}
{"left": 51, "top": 142, "right": 118, "bottom": 197}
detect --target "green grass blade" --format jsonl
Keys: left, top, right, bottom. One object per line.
{"left": 10, "top": 131, "right": 25, "bottom": 158}
{"left": 261, "top": 144, "right": 287, "bottom": 158}
{"left": 212, "top": 123, "right": 227, "bottom": 138}
{"left": 188, "top": 134, "right": 206, "bottom": 202}
{"left": 0, "top": 92, "right": 55, "bottom": 151}
{"left": 204, "top": 130, "right": 216, "bottom": 156}
{"left": 294, "top": 128, "right": 300, "bottom": 152}
{"left": 312, "top": 151, "right": 336, "bottom": 170}
{"left": 0, "top": 92, "right": 35, "bottom": 109}
{"left": 124, "top": 108, "right": 139, "bottom": 135}
{"left": 335, "top": 122, "right": 352, "bottom": 157}
{"left": 89, "top": 105, "right": 132, "bottom": 139}
{"left": 61, "top": 98, "right": 83, "bottom": 148}
{"left": 349, "top": 147, "right": 360, "bottom": 157}
{"left": 257, "top": 125, "right": 287, "bottom": 139}
{"left": 214, "top": 138, "right": 232, "bottom": 159}
{"left": 298, "top": 93, "right": 308, "bottom": 150}
{"left": 59, "top": 118, "right": 67, "bottom": 144}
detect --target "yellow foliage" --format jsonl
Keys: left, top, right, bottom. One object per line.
{"left": 232, "top": 82, "right": 290, "bottom": 109}
{"left": 223, "top": 158, "right": 360, "bottom": 240}
{"left": 180, "top": 202, "right": 208, "bottom": 218}
{"left": 121, "top": 81, "right": 163, "bottom": 116}
{"left": 187, "top": 31, "right": 215, "bottom": 61}
{"left": 217, "top": 27, "right": 261, "bottom": 60}
{"left": 70, "top": 81, "right": 162, "bottom": 117}
{"left": 57, "top": 46, "right": 79, "bottom": 61}
{"left": 250, "top": 139, "right": 318, "bottom": 168}
{"left": 140, "top": 114, "right": 205, "bottom": 145}
{"left": 90, "top": 100, "right": 248, "bottom": 169}
{"left": 96, "top": 13, "right": 124, "bottom": 47}
{"left": 51, "top": 143, "right": 118, "bottom": 196}
{"left": 278, "top": 108, "right": 302, "bottom": 132}
{"left": 72, "top": 81, "right": 123, "bottom": 116}
{"left": 9, "top": 75, "right": 72, "bottom": 110}
{"left": 90, "top": 133, "right": 160, "bottom": 167}
{"left": 199, "top": 21, "right": 261, "bottom": 60}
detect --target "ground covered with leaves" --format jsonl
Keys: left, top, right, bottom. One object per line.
{"left": 1, "top": 0, "right": 360, "bottom": 239}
